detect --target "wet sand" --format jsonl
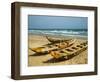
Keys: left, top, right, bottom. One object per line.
{"left": 28, "top": 34, "right": 88, "bottom": 66}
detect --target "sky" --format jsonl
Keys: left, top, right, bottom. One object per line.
{"left": 28, "top": 15, "right": 88, "bottom": 30}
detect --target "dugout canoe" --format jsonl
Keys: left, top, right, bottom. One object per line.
{"left": 29, "top": 39, "right": 76, "bottom": 54}
{"left": 49, "top": 41, "right": 88, "bottom": 59}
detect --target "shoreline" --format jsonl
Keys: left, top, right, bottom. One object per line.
{"left": 28, "top": 33, "right": 87, "bottom": 40}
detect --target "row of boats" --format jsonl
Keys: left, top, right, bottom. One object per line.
{"left": 29, "top": 36, "right": 88, "bottom": 59}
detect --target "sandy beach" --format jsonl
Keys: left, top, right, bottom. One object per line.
{"left": 28, "top": 34, "right": 88, "bottom": 66}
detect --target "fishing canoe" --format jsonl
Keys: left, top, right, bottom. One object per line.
{"left": 29, "top": 39, "right": 76, "bottom": 54}
{"left": 46, "top": 36, "right": 72, "bottom": 43}
{"left": 49, "top": 41, "right": 88, "bottom": 59}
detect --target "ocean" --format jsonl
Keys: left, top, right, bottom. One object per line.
{"left": 28, "top": 29, "right": 87, "bottom": 38}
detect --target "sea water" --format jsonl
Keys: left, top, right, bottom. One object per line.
{"left": 28, "top": 29, "right": 87, "bottom": 38}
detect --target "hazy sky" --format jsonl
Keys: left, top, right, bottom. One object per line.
{"left": 28, "top": 15, "right": 87, "bottom": 29}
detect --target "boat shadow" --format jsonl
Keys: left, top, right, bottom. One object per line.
{"left": 43, "top": 57, "right": 67, "bottom": 63}
{"left": 29, "top": 53, "right": 48, "bottom": 56}
{"left": 43, "top": 54, "right": 77, "bottom": 63}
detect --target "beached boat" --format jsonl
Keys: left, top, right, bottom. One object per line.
{"left": 29, "top": 39, "right": 76, "bottom": 54}
{"left": 49, "top": 41, "right": 88, "bottom": 59}
{"left": 46, "top": 36, "right": 72, "bottom": 43}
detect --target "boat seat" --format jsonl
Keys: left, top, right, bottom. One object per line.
{"left": 77, "top": 45, "right": 83, "bottom": 48}
{"left": 71, "top": 47, "right": 78, "bottom": 50}
{"left": 65, "top": 49, "right": 74, "bottom": 52}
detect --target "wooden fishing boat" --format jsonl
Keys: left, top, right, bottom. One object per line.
{"left": 29, "top": 39, "right": 76, "bottom": 54}
{"left": 46, "top": 36, "right": 72, "bottom": 43}
{"left": 49, "top": 41, "right": 88, "bottom": 59}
